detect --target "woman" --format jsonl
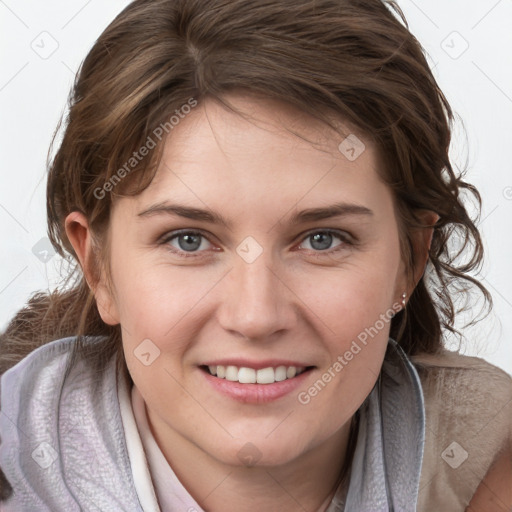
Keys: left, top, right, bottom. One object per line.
{"left": 1, "top": 0, "right": 511, "bottom": 510}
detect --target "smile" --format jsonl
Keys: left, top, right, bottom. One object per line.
{"left": 204, "top": 364, "right": 309, "bottom": 384}
{"left": 200, "top": 363, "right": 315, "bottom": 403}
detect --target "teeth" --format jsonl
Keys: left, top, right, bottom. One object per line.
{"left": 238, "top": 367, "right": 256, "bottom": 384}
{"left": 206, "top": 364, "right": 306, "bottom": 384}
{"left": 286, "top": 366, "right": 296, "bottom": 379}
{"left": 225, "top": 366, "right": 239, "bottom": 381}
{"left": 256, "top": 367, "right": 275, "bottom": 384}
{"left": 274, "top": 366, "right": 287, "bottom": 382}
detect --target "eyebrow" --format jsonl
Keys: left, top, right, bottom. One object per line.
{"left": 137, "top": 201, "right": 373, "bottom": 227}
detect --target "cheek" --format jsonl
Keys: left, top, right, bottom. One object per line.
{"left": 290, "top": 243, "right": 401, "bottom": 389}
{"left": 109, "top": 255, "right": 229, "bottom": 374}
{"left": 296, "top": 256, "right": 400, "bottom": 335}
{"left": 110, "top": 258, "right": 201, "bottom": 330}
{"left": 293, "top": 271, "right": 397, "bottom": 433}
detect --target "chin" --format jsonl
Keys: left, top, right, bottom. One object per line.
{"left": 209, "top": 437, "right": 307, "bottom": 469}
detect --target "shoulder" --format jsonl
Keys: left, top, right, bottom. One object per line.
{"left": 0, "top": 336, "right": 109, "bottom": 400}
{"left": 3, "top": 334, "right": 77, "bottom": 364}
{"left": 411, "top": 348, "right": 512, "bottom": 411}
{"left": 410, "top": 349, "right": 512, "bottom": 511}
{"left": 411, "top": 349, "right": 512, "bottom": 433}
{"left": 0, "top": 335, "right": 114, "bottom": 420}
{"left": 0, "top": 336, "right": 130, "bottom": 509}
{"left": 0, "top": 335, "right": 111, "bottom": 447}
{"left": 0, "top": 336, "right": 76, "bottom": 400}
{"left": 0, "top": 337, "right": 78, "bottom": 505}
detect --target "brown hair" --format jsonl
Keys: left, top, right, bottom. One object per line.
{"left": 0, "top": 0, "right": 490, "bottom": 376}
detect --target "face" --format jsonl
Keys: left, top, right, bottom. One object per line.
{"left": 93, "top": 95, "right": 406, "bottom": 468}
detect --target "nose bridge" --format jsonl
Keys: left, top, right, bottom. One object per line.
{"left": 218, "top": 253, "right": 293, "bottom": 340}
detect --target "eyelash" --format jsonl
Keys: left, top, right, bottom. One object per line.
{"left": 159, "top": 229, "right": 354, "bottom": 259}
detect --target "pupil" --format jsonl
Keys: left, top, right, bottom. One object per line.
{"left": 311, "top": 232, "right": 332, "bottom": 251}
{"left": 179, "top": 234, "right": 201, "bottom": 251}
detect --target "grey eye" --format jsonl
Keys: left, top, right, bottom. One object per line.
{"left": 177, "top": 233, "right": 202, "bottom": 251}
{"left": 167, "top": 232, "right": 211, "bottom": 252}
{"left": 301, "top": 231, "right": 343, "bottom": 251}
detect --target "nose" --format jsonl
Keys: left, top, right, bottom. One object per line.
{"left": 217, "top": 255, "right": 297, "bottom": 341}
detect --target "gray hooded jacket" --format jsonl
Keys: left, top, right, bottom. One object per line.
{"left": 0, "top": 336, "right": 424, "bottom": 511}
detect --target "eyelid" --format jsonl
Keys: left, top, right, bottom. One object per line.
{"left": 297, "top": 228, "right": 354, "bottom": 243}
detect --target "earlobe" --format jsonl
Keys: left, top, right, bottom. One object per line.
{"left": 64, "top": 211, "right": 120, "bottom": 326}
{"left": 94, "top": 289, "right": 121, "bottom": 326}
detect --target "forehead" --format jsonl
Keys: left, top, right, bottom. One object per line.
{"left": 159, "top": 95, "right": 372, "bottom": 169}
{"left": 117, "top": 95, "right": 393, "bottom": 223}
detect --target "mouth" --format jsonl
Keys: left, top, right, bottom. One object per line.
{"left": 199, "top": 363, "right": 316, "bottom": 403}
{"left": 200, "top": 364, "right": 313, "bottom": 384}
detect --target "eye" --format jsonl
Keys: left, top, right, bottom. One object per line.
{"left": 160, "top": 228, "right": 353, "bottom": 259}
{"left": 161, "top": 230, "right": 215, "bottom": 256}
{"left": 297, "top": 230, "right": 350, "bottom": 253}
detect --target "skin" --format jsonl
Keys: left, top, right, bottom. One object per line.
{"left": 66, "top": 95, "right": 433, "bottom": 511}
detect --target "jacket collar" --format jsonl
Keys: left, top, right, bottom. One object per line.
{"left": 332, "top": 338, "right": 426, "bottom": 511}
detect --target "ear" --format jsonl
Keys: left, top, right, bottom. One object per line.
{"left": 65, "top": 211, "right": 120, "bottom": 326}
{"left": 409, "top": 209, "right": 439, "bottom": 288}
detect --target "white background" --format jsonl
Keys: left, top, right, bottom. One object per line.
{"left": 1, "top": 0, "right": 511, "bottom": 375}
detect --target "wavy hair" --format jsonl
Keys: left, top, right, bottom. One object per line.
{"left": 0, "top": 0, "right": 490, "bottom": 377}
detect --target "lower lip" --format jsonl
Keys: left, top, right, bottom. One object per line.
{"left": 201, "top": 367, "right": 314, "bottom": 404}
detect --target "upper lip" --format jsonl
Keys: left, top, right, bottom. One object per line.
{"left": 201, "top": 359, "right": 314, "bottom": 370}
